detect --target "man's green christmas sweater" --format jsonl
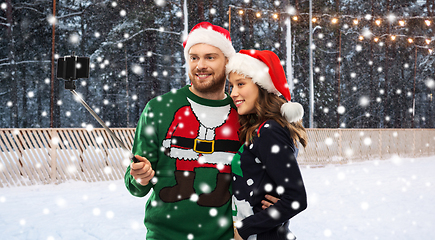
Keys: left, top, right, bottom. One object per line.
{"left": 125, "top": 85, "right": 241, "bottom": 240}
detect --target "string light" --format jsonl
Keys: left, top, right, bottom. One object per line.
{"left": 229, "top": 6, "right": 435, "bottom": 49}
{"left": 429, "top": 49, "right": 433, "bottom": 54}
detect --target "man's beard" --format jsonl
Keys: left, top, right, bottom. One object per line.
{"left": 189, "top": 70, "right": 226, "bottom": 94}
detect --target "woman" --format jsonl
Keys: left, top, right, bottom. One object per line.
{"left": 226, "top": 50, "right": 308, "bottom": 240}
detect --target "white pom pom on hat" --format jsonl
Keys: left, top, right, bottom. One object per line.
{"left": 226, "top": 49, "right": 304, "bottom": 123}
{"left": 183, "top": 22, "right": 236, "bottom": 62}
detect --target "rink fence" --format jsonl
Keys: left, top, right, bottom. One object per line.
{"left": 0, "top": 128, "right": 434, "bottom": 187}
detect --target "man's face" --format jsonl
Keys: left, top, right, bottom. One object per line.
{"left": 188, "top": 43, "right": 227, "bottom": 94}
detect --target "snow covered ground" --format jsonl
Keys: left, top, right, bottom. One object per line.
{"left": 1, "top": 155, "right": 434, "bottom": 240}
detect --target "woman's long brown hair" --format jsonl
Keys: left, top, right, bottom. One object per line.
{"left": 238, "top": 86, "right": 308, "bottom": 148}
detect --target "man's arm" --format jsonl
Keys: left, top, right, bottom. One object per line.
{"left": 125, "top": 103, "right": 159, "bottom": 197}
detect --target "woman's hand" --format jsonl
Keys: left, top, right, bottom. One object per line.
{"left": 261, "top": 194, "right": 280, "bottom": 209}
{"left": 234, "top": 228, "right": 243, "bottom": 240}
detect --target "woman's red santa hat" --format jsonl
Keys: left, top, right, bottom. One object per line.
{"left": 183, "top": 22, "right": 236, "bottom": 63}
{"left": 226, "top": 49, "right": 304, "bottom": 123}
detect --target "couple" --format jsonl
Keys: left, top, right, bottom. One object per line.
{"left": 125, "top": 22, "right": 308, "bottom": 240}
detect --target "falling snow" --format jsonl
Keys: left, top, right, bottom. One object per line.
{"left": 1, "top": 155, "right": 433, "bottom": 239}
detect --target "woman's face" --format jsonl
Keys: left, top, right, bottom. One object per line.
{"left": 228, "top": 72, "right": 259, "bottom": 115}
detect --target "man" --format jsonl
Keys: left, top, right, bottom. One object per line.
{"left": 125, "top": 22, "right": 241, "bottom": 240}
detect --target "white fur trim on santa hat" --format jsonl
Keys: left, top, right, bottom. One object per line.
{"left": 184, "top": 28, "right": 236, "bottom": 62}
{"left": 226, "top": 52, "right": 280, "bottom": 95}
{"left": 281, "top": 102, "right": 304, "bottom": 123}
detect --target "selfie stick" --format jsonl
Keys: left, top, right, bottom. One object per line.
{"left": 57, "top": 52, "right": 138, "bottom": 162}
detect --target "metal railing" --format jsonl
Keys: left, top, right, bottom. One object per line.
{"left": 1, "top": 128, "right": 434, "bottom": 187}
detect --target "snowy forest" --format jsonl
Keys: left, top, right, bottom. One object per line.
{"left": 1, "top": 0, "right": 435, "bottom": 129}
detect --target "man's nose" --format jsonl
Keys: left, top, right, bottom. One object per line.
{"left": 197, "top": 59, "right": 207, "bottom": 70}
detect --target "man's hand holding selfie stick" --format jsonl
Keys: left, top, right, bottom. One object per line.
{"left": 130, "top": 155, "right": 155, "bottom": 186}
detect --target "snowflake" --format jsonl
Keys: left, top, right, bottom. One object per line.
{"left": 291, "top": 201, "right": 300, "bottom": 210}
{"left": 209, "top": 208, "right": 217, "bottom": 217}
{"left": 108, "top": 183, "right": 117, "bottom": 192}
{"left": 361, "top": 202, "right": 369, "bottom": 210}
{"left": 132, "top": 64, "right": 143, "bottom": 75}
{"left": 264, "top": 183, "right": 273, "bottom": 192}
{"left": 247, "top": 179, "right": 254, "bottom": 186}
{"left": 154, "top": 0, "right": 166, "bottom": 7}
{"left": 19, "top": 219, "right": 26, "bottom": 226}
{"left": 43, "top": 208, "right": 50, "bottom": 214}
{"left": 359, "top": 96, "right": 369, "bottom": 107}
{"left": 268, "top": 208, "right": 280, "bottom": 220}
{"left": 363, "top": 137, "right": 372, "bottom": 146}
{"left": 425, "top": 78, "right": 435, "bottom": 89}
{"left": 104, "top": 166, "right": 112, "bottom": 174}
{"left": 276, "top": 186, "right": 285, "bottom": 194}
{"left": 234, "top": 220, "right": 243, "bottom": 228}
{"left": 219, "top": 217, "right": 228, "bottom": 227}
{"left": 106, "top": 211, "right": 114, "bottom": 219}
{"left": 324, "top": 229, "right": 332, "bottom": 237}
{"left": 337, "top": 172, "right": 346, "bottom": 180}
{"left": 271, "top": 145, "right": 280, "bottom": 153}
{"left": 337, "top": 106, "right": 345, "bottom": 114}
{"left": 200, "top": 183, "right": 211, "bottom": 193}
{"left": 190, "top": 194, "right": 198, "bottom": 202}
{"left": 324, "top": 137, "right": 333, "bottom": 146}
{"left": 67, "top": 165, "right": 77, "bottom": 174}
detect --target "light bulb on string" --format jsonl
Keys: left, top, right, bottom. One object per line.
{"left": 398, "top": 20, "right": 405, "bottom": 26}
{"left": 375, "top": 19, "right": 381, "bottom": 26}
{"left": 426, "top": 39, "right": 431, "bottom": 45}
{"left": 238, "top": 10, "right": 244, "bottom": 15}
{"left": 312, "top": 17, "right": 317, "bottom": 23}
{"left": 425, "top": 20, "right": 431, "bottom": 26}
{"left": 331, "top": 18, "right": 338, "bottom": 24}
{"left": 359, "top": 36, "right": 364, "bottom": 41}
{"left": 256, "top": 12, "right": 261, "bottom": 18}
{"left": 391, "top": 35, "right": 396, "bottom": 41}
{"left": 272, "top": 13, "right": 279, "bottom": 19}
{"left": 408, "top": 38, "right": 413, "bottom": 43}
{"left": 292, "top": 16, "right": 298, "bottom": 21}
{"left": 353, "top": 19, "right": 359, "bottom": 25}
{"left": 374, "top": 37, "right": 379, "bottom": 42}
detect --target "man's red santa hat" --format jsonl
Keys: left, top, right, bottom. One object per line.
{"left": 226, "top": 49, "right": 304, "bottom": 123}
{"left": 183, "top": 22, "right": 236, "bottom": 62}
